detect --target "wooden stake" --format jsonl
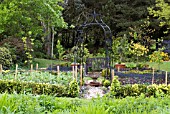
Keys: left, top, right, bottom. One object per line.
{"left": 30, "top": 64, "right": 33, "bottom": 72}
{"left": 72, "top": 65, "right": 75, "bottom": 80}
{"left": 15, "top": 64, "right": 18, "bottom": 80}
{"left": 152, "top": 68, "right": 154, "bottom": 85}
{"left": 0, "top": 64, "right": 2, "bottom": 74}
{"left": 165, "top": 71, "right": 168, "bottom": 85}
{"left": 75, "top": 65, "right": 77, "bottom": 81}
{"left": 118, "top": 66, "right": 120, "bottom": 72}
{"left": 57, "top": 65, "right": 60, "bottom": 75}
{"left": 80, "top": 65, "right": 83, "bottom": 86}
{"left": 36, "top": 63, "right": 38, "bottom": 71}
{"left": 111, "top": 69, "right": 115, "bottom": 81}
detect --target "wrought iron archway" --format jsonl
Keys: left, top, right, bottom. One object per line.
{"left": 74, "top": 10, "right": 113, "bottom": 79}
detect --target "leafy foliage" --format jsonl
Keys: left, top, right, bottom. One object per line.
{"left": 68, "top": 80, "right": 79, "bottom": 97}
{"left": 112, "top": 35, "right": 130, "bottom": 63}
{"left": 149, "top": 48, "right": 169, "bottom": 62}
{"left": 0, "top": 71, "right": 73, "bottom": 86}
{"left": 103, "top": 79, "right": 111, "bottom": 87}
{"left": 0, "top": 92, "right": 170, "bottom": 113}
{"left": 56, "top": 40, "right": 65, "bottom": 60}
{"left": 0, "top": 47, "right": 12, "bottom": 69}
{"left": 0, "top": 0, "right": 66, "bottom": 37}
{"left": 0, "top": 79, "right": 68, "bottom": 96}
{"left": 148, "top": 0, "right": 170, "bottom": 33}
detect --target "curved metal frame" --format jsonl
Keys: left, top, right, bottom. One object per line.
{"left": 74, "top": 11, "right": 113, "bottom": 79}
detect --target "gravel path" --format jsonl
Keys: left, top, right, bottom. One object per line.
{"left": 81, "top": 86, "right": 108, "bottom": 99}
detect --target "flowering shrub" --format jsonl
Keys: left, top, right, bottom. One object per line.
{"left": 130, "top": 43, "right": 149, "bottom": 57}
{"left": 161, "top": 52, "right": 169, "bottom": 61}
{"left": 130, "top": 42, "right": 149, "bottom": 62}
{"left": 149, "top": 49, "right": 169, "bottom": 62}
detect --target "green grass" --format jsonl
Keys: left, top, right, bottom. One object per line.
{"left": 147, "top": 61, "right": 170, "bottom": 72}
{"left": 33, "top": 58, "right": 70, "bottom": 68}
{"left": 125, "top": 61, "right": 170, "bottom": 72}
{"left": 32, "top": 58, "right": 170, "bottom": 71}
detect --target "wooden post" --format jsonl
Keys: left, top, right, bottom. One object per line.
{"left": 36, "top": 63, "right": 38, "bottom": 71}
{"left": 118, "top": 66, "right": 120, "bottom": 72}
{"left": 30, "top": 64, "right": 33, "bottom": 72}
{"left": 80, "top": 65, "right": 83, "bottom": 86}
{"left": 165, "top": 71, "right": 168, "bottom": 85}
{"left": 111, "top": 69, "right": 115, "bottom": 81}
{"left": 72, "top": 65, "right": 75, "bottom": 80}
{"left": 57, "top": 65, "right": 60, "bottom": 75}
{"left": 15, "top": 64, "right": 18, "bottom": 80}
{"left": 152, "top": 68, "right": 154, "bottom": 85}
{"left": 75, "top": 65, "right": 77, "bottom": 81}
{"left": 0, "top": 64, "right": 2, "bottom": 74}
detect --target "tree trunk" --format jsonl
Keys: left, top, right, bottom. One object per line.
{"left": 51, "top": 26, "right": 55, "bottom": 58}
{"left": 46, "top": 22, "right": 51, "bottom": 56}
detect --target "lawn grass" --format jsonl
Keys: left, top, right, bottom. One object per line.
{"left": 33, "top": 58, "right": 170, "bottom": 72}
{"left": 147, "top": 61, "right": 170, "bottom": 72}
{"left": 33, "top": 58, "right": 70, "bottom": 68}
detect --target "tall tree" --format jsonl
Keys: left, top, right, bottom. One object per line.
{"left": 0, "top": 0, "right": 67, "bottom": 56}
{"left": 148, "top": 0, "right": 170, "bottom": 34}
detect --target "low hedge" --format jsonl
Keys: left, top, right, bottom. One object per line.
{"left": 0, "top": 79, "right": 69, "bottom": 97}
{"left": 110, "top": 83, "right": 170, "bottom": 98}
{"left": 110, "top": 76, "right": 170, "bottom": 98}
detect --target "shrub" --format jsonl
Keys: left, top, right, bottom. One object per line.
{"left": 101, "top": 68, "right": 110, "bottom": 77}
{"left": 33, "top": 52, "right": 46, "bottom": 58}
{"left": 110, "top": 76, "right": 121, "bottom": 95}
{"left": 56, "top": 40, "right": 65, "bottom": 60}
{"left": 0, "top": 37, "right": 33, "bottom": 65}
{"left": 130, "top": 84, "right": 140, "bottom": 96}
{"left": 68, "top": 80, "right": 79, "bottom": 97}
{"left": 0, "top": 80, "right": 69, "bottom": 97}
{"left": 103, "top": 80, "right": 111, "bottom": 87}
{"left": 109, "top": 83, "right": 170, "bottom": 98}
{"left": 0, "top": 47, "right": 12, "bottom": 69}
{"left": 149, "top": 48, "right": 169, "bottom": 62}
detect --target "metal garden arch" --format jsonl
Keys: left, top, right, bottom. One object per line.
{"left": 74, "top": 10, "right": 113, "bottom": 80}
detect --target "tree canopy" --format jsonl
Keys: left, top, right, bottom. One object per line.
{"left": 148, "top": 0, "right": 170, "bottom": 34}
{"left": 0, "top": 0, "right": 67, "bottom": 38}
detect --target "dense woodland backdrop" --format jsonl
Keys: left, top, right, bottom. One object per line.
{"left": 0, "top": 0, "right": 170, "bottom": 67}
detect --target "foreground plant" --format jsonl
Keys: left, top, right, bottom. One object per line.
{"left": 0, "top": 93, "right": 170, "bottom": 114}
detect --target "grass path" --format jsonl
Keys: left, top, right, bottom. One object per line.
{"left": 33, "top": 58, "right": 70, "bottom": 68}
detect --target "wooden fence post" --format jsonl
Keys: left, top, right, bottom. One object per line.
{"left": 36, "top": 63, "right": 38, "bottom": 71}
{"left": 0, "top": 64, "right": 2, "bottom": 74}
{"left": 15, "top": 64, "right": 18, "bottom": 80}
{"left": 30, "top": 64, "right": 33, "bottom": 72}
{"left": 152, "top": 68, "right": 154, "bottom": 85}
{"left": 165, "top": 71, "right": 168, "bottom": 86}
{"left": 75, "top": 65, "right": 77, "bottom": 81}
{"left": 80, "top": 65, "right": 83, "bottom": 86}
{"left": 118, "top": 66, "right": 120, "bottom": 72}
{"left": 72, "top": 65, "right": 75, "bottom": 80}
{"left": 111, "top": 69, "right": 115, "bottom": 81}
{"left": 57, "top": 65, "right": 60, "bottom": 75}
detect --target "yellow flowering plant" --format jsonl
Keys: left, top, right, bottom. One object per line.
{"left": 149, "top": 48, "right": 169, "bottom": 69}
{"left": 149, "top": 49, "right": 169, "bottom": 62}
{"left": 130, "top": 42, "right": 149, "bottom": 62}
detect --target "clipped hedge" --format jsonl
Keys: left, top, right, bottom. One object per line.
{"left": 110, "top": 76, "right": 170, "bottom": 98}
{"left": 110, "top": 83, "right": 170, "bottom": 98}
{"left": 0, "top": 79, "right": 69, "bottom": 97}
